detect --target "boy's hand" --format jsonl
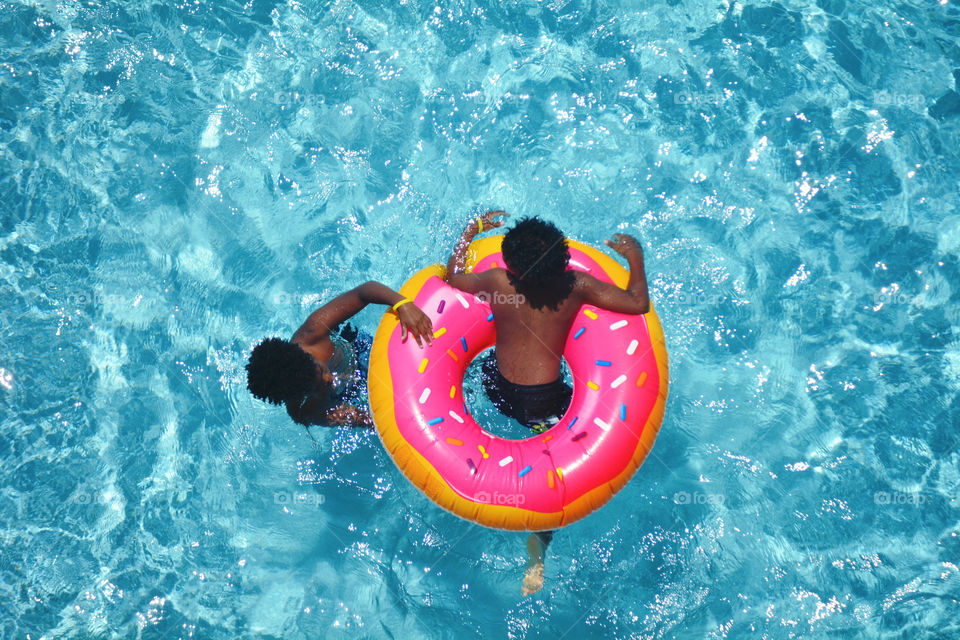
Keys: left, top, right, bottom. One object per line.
{"left": 326, "top": 405, "right": 374, "bottom": 428}
{"left": 471, "top": 210, "right": 509, "bottom": 235}
{"left": 605, "top": 233, "right": 643, "bottom": 259}
{"left": 398, "top": 302, "right": 434, "bottom": 348}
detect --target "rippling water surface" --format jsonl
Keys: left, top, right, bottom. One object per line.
{"left": 2, "top": 0, "right": 960, "bottom": 638}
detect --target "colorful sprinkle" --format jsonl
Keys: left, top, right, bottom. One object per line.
{"left": 491, "top": 261, "right": 498, "bottom": 268}
{"left": 620, "top": 404, "right": 627, "bottom": 421}
{"left": 477, "top": 444, "right": 489, "bottom": 459}
{"left": 418, "top": 388, "right": 431, "bottom": 404}
{"left": 627, "top": 339, "right": 639, "bottom": 355}
{"left": 583, "top": 309, "right": 598, "bottom": 320}
{"left": 455, "top": 293, "right": 470, "bottom": 309}
{"left": 572, "top": 432, "right": 588, "bottom": 442}
{"left": 449, "top": 411, "right": 464, "bottom": 423}
{"left": 587, "top": 381, "right": 599, "bottom": 391}
{"left": 418, "top": 358, "right": 429, "bottom": 373}
{"left": 556, "top": 467, "right": 564, "bottom": 482}
{"left": 636, "top": 371, "right": 648, "bottom": 387}
{"left": 596, "top": 359, "right": 612, "bottom": 367}
{"left": 610, "top": 320, "right": 628, "bottom": 330}
{"left": 460, "top": 336, "right": 468, "bottom": 352}
{"left": 446, "top": 348, "right": 459, "bottom": 362}
{"left": 573, "top": 327, "right": 586, "bottom": 340}
{"left": 467, "top": 458, "right": 477, "bottom": 474}
{"left": 593, "top": 417, "right": 611, "bottom": 431}
{"left": 449, "top": 385, "right": 456, "bottom": 398}
{"left": 445, "top": 437, "right": 462, "bottom": 446}
{"left": 433, "top": 327, "right": 447, "bottom": 338}
{"left": 568, "top": 416, "right": 579, "bottom": 430}
{"left": 427, "top": 417, "right": 443, "bottom": 426}
{"left": 518, "top": 465, "right": 532, "bottom": 478}
{"left": 547, "top": 470, "right": 556, "bottom": 489}
{"left": 437, "top": 300, "right": 446, "bottom": 314}
{"left": 542, "top": 435, "right": 553, "bottom": 443}
{"left": 611, "top": 374, "right": 627, "bottom": 389}
{"left": 498, "top": 456, "right": 513, "bottom": 467}
{"left": 486, "top": 312, "right": 494, "bottom": 322}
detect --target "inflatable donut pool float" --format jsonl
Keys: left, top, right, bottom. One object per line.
{"left": 368, "top": 236, "right": 669, "bottom": 531}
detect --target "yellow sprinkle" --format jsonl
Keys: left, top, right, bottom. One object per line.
{"left": 446, "top": 437, "right": 463, "bottom": 446}
{"left": 433, "top": 327, "right": 447, "bottom": 338}
{"left": 587, "top": 381, "right": 599, "bottom": 391}
{"left": 477, "top": 444, "right": 489, "bottom": 459}
{"left": 450, "top": 385, "right": 456, "bottom": 398}
{"left": 636, "top": 371, "right": 648, "bottom": 387}
{"left": 418, "top": 358, "right": 428, "bottom": 373}
{"left": 556, "top": 467, "right": 564, "bottom": 482}
{"left": 583, "top": 309, "right": 598, "bottom": 320}
{"left": 547, "top": 470, "right": 555, "bottom": 489}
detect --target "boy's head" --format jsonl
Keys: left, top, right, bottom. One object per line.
{"left": 246, "top": 337, "right": 326, "bottom": 407}
{"left": 501, "top": 216, "right": 576, "bottom": 311}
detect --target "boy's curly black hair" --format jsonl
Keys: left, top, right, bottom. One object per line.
{"left": 246, "top": 337, "right": 316, "bottom": 407}
{"left": 501, "top": 216, "right": 576, "bottom": 311}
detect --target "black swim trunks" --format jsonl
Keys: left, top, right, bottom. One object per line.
{"left": 480, "top": 351, "right": 573, "bottom": 433}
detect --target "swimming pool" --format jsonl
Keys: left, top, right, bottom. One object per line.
{"left": 2, "top": 0, "right": 959, "bottom": 637}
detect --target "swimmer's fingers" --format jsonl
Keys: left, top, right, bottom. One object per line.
{"left": 483, "top": 210, "right": 509, "bottom": 229}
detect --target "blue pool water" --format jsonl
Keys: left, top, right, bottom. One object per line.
{"left": 2, "top": 0, "right": 960, "bottom": 637}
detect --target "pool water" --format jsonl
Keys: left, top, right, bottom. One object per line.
{"left": 2, "top": 0, "right": 960, "bottom": 637}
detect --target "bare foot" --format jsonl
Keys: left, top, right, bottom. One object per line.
{"left": 521, "top": 534, "right": 545, "bottom": 596}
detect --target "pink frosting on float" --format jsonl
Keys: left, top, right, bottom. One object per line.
{"left": 382, "top": 248, "right": 660, "bottom": 514}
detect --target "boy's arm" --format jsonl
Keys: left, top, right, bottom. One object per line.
{"left": 578, "top": 234, "right": 650, "bottom": 315}
{"left": 293, "top": 281, "right": 434, "bottom": 347}
{"left": 446, "top": 210, "right": 509, "bottom": 293}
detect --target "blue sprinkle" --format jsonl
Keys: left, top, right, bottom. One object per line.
{"left": 486, "top": 312, "right": 494, "bottom": 321}
{"left": 596, "top": 359, "right": 612, "bottom": 366}
{"left": 518, "top": 465, "right": 532, "bottom": 477}
{"left": 567, "top": 416, "right": 579, "bottom": 430}
{"left": 461, "top": 336, "right": 468, "bottom": 352}
{"left": 574, "top": 327, "right": 585, "bottom": 339}
{"left": 427, "top": 417, "right": 444, "bottom": 426}
{"left": 620, "top": 404, "right": 627, "bottom": 420}
{"left": 463, "top": 401, "right": 468, "bottom": 415}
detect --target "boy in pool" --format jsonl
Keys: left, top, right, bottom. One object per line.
{"left": 246, "top": 281, "right": 434, "bottom": 428}
{"left": 445, "top": 211, "right": 650, "bottom": 596}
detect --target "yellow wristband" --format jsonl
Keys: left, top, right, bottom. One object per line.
{"left": 392, "top": 298, "right": 413, "bottom": 312}
{"left": 476, "top": 217, "right": 483, "bottom": 233}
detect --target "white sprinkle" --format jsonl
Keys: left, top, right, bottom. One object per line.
{"left": 418, "top": 388, "right": 431, "bottom": 404}
{"left": 448, "top": 411, "right": 464, "bottom": 423}
{"left": 611, "top": 375, "right": 627, "bottom": 388}
{"left": 610, "top": 320, "right": 628, "bottom": 330}
{"left": 593, "top": 417, "right": 611, "bottom": 431}
{"left": 498, "top": 456, "right": 513, "bottom": 467}
{"left": 455, "top": 293, "right": 470, "bottom": 309}
{"left": 626, "top": 339, "right": 639, "bottom": 355}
